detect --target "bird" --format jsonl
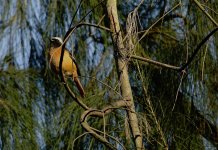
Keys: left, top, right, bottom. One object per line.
{"left": 48, "top": 37, "right": 85, "bottom": 97}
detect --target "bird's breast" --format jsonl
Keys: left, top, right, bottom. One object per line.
{"left": 49, "top": 48, "right": 77, "bottom": 76}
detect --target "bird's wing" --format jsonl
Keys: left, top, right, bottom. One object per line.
{"left": 66, "top": 49, "right": 81, "bottom": 76}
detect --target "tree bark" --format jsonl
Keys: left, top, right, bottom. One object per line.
{"left": 106, "top": 0, "right": 144, "bottom": 149}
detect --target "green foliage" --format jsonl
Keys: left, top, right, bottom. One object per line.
{"left": 0, "top": 68, "right": 39, "bottom": 149}
{"left": 1, "top": 0, "right": 218, "bottom": 149}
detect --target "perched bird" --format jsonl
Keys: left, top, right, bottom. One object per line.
{"left": 48, "top": 37, "right": 85, "bottom": 97}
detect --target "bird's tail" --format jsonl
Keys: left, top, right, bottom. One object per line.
{"left": 74, "top": 77, "right": 85, "bottom": 98}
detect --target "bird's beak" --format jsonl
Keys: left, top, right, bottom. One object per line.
{"left": 48, "top": 38, "right": 52, "bottom": 42}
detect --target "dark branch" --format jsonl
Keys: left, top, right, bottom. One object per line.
{"left": 68, "top": 0, "right": 84, "bottom": 28}
{"left": 179, "top": 27, "right": 218, "bottom": 71}
{"left": 131, "top": 27, "right": 218, "bottom": 72}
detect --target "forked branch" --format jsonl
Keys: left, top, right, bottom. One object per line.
{"left": 80, "top": 99, "right": 130, "bottom": 149}
{"left": 131, "top": 27, "right": 218, "bottom": 72}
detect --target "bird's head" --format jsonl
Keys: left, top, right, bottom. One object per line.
{"left": 50, "top": 37, "right": 63, "bottom": 47}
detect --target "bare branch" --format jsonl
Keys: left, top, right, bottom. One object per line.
{"left": 82, "top": 75, "right": 122, "bottom": 98}
{"left": 80, "top": 99, "right": 130, "bottom": 150}
{"left": 137, "top": 30, "right": 179, "bottom": 42}
{"left": 91, "top": 127, "right": 127, "bottom": 150}
{"left": 68, "top": 0, "right": 84, "bottom": 28}
{"left": 193, "top": 0, "right": 218, "bottom": 26}
{"left": 81, "top": 99, "right": 130, "bottom": 121}
{"left": 179, "top": 27, "right": 218, "bottom": 71}
{"left": 138, "top": 2, "right": 182, "bottom": 43}
{"left": 201, "top": 4, "right": 218, "bottom": 15}
{"left": 130, "top": 55, "right": 181, "bottom": 70}
{"left": 72, "top": 132, "right": 91, "bottom": 149}
{"left": 131, "top": 27, "right": 218, "bottom": 72}
{"left": 97, "top": 14, "right": 106, "bottom": 25}
{"left": 81, "top": 121, "right": 116, "bottom": 149}
{"left": 63, "top": 78, "right": 89, "bottom": 110}
{"left": 201, "top": 43, "right": 209, "bottom": 81}
{"left": 80, "top": 22, "right": 111, "bottom": 32}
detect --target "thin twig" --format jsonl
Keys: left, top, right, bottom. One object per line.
{"left": 91, "top": 127, "right": 127, "bottom": 150}
{"left": 80, "top": 103, "right": 131, "bottom": 149}
{"left": 80, "top": 22, "right": 111, "bottom": 32}
{"left": 179, "top": 27, "right": 218, "bottom": 71}
{"left": 201, "top": 43, "right": 209, "bottom": 81}
{"left": 72, "top": 132, "right": 91, "bottom": 149}
{"left": 201, "top": 4, "right": 218, "bottom": 15}
{"left": 63, "top": 0, "right": 106, "bottom": 44}
{"left": 81, "top": 75, "right": 122, "bottom": 98}
{"left": 97, "top": 14, "right": 106, "bottom": 25}
{"left": 138, "top": 2, "right": 182, "bottom": 43}
{"left": 68, "top": 0, "right": 84, "bottom": 28}
{"left": 131, "top": 27, "right": 218, "bottom": 72}
{"left": 130, "top": 55, "right": 180, "bottom": 70}
{"left": 193, "top": 0, "right": 218, "bottom": 26}
{"left": 137, "top": 30, "right": 179, "bottom": 42}
{"left": 81, "top": 121, "right": 116, "bottom": 149}
{"left": 172, "top": 29, "right": 189, "bottom": 111}
{"left": 134, "top": 55, "right": 168, "bottom": 148}
{"left": 171, "top": 73, "right": 185, "bottom": 111}
{"left": 60, "top": 75, "right": 89, "bottom": 110}
{"left": 103, "top": 112, "right": 106, "bottom": 139}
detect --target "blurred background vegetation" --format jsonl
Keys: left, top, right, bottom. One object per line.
{"left": 0, "top": 0, "right": 218, "bottom": 149}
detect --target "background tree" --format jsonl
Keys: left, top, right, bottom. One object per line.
{"left": 0, "top": 0, "right": 218, "bottom": 149}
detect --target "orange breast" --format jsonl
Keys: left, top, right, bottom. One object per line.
{"left": 49, "top": 47, "right": 78, "bottom": 77}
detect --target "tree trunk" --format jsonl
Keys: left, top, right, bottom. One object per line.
{"left": 106, "top": 0, "right": 144, "bottom": 149}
